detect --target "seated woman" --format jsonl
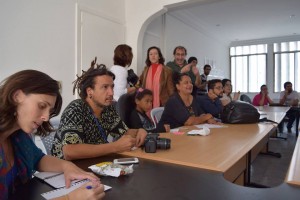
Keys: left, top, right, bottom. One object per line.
{"left": 0, "top": 70, "right": 104, "bottom": 200}
{"left": 139, "top": 46, "right": 174, "bottom": 108}
{"left": 252, "top": 84, "right": 274, "bottom": 106}
{"left": 129, "top": 88, "right": 155, "bottom": 132}
{"left": 220, "top": 78, "right": 240, "bottom": 106}
{"left": 156, "top": 72, "right": 220, "bottom": 132}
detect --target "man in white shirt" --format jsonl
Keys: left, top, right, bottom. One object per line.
{"left": 199, "top": 64, "right": 211, "bottom": 94}
{"left": 279, "top": 82, "right": 299, "bottom": 133}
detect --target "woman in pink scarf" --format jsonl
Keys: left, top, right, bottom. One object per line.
{"left": 139, "top": 46, "right": 174, "bottom": 108}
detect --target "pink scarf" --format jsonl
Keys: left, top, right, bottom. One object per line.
{"left": 146, "top": 64, "right": 162, "bottom": 108}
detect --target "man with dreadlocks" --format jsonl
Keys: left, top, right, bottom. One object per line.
{"left": 51, "top": 58, "right": 147, "bottom": 160}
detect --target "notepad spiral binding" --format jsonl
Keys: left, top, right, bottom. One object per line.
{"left": 41, "top": 180, "right": 88, "bottom": 199}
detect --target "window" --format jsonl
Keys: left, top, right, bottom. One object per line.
{"left": 274, "top": 41, "right": 300, "bottom": 92}
{"left": 230, "top": 44, "right": 267, "bottom": 92}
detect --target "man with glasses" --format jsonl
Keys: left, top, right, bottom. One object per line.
{"left": 197, "top": 79, "right": 223, "bottom": 119}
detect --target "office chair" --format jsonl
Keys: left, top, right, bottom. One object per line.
{"left": 116, "top": 92, "right": 136, "bottom": 127}
{"left": 34, "top": 119, "right": 60, "bottom": 155}
{"left": 240, "top": 94, "right": 252, "bottom": 104}
{"left": 150, "top": 107, "right": 165, "bottom": 128}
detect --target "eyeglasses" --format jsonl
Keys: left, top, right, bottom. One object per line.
{"left": 214, "top": 86, "right": 223, "bottom": 90}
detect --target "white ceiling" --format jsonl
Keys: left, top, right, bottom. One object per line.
{"left": 168, "top": 0, "right": 300, "bottom": 44}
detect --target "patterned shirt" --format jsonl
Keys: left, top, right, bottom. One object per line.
{"left": 51, "top": 99, "right": 127, "bottom": 159}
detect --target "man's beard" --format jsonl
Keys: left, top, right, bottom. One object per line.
{"left": 92, "top": 98, "right": 110, "bottom": 109}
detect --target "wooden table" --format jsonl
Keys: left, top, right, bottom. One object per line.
{"left": 287, "top": 137, "right": 300, "bottom": 186}
{"left": 122, "top": 123, "right": 275, "bottom": 185}
{"left": 257, "top": 105, "right": 299, "bottom": 137}
{"left": 12, "top": 106, "right": 300, "bottom": 199}
{"left": 255, "top": 105, "right": 290, "bottom": 113}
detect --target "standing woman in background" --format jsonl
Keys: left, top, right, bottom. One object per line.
{"left": 111, "top": 44, "right": 136, "bottom": 101}
{"left": 0, "top": 70, "right": 104, "bottom": 200}
{"left": 139, "top": 46, "right": 174, "bottom": 108}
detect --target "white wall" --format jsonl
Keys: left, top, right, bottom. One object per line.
{"left": 0, "top": 0, "right": 126, "bottom": 116}
{"left": 165, "top": 14, "right": 228, "bottom": 78}
{"left": 77, "top": 0, "right": 125, "bottom": 71}
{"left": 141, "top": 13, "right": 229, "bottom": 78}
{"left": 0, "top": 0, "right": 76, "bottom": 110}
{"left": 125, "top": 0, "right": 202, "bottom": 72}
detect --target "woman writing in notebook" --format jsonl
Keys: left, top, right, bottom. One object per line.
{"left": 0, "top": 70, "right": 105, "bottom": 200}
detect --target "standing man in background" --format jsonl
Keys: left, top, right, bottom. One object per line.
{"left": 166, "top": 46, "right": 201, "bottom": 95}
{"left": 198, "top": 64, "right": 212, "bottom": 95}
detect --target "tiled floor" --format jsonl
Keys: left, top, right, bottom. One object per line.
{"left": 250, "top": 125, "right": 297, "bottom": 187}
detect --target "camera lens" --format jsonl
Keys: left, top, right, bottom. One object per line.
{"left": 156, "top": 138, "right": 171, "bottom": 149}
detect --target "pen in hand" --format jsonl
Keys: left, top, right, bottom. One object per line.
{"left": 86, "top": 185, "right": 93, "bottom": 189}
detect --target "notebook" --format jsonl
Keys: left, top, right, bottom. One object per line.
{"left": 40, "top": 179, "right": 112, "bottom": 199}
{"left": 34, "top": 172, "right": 81, "bottom": 188}
{"left": 35, "top": 172, "right": 112, "bottom": 199}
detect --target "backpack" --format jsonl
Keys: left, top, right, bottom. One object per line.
{"left": 221, "top": 101, "right": 260, "bottom": 124}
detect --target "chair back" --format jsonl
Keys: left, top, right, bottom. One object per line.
{"left": 240, "top": 94, "right": 252, "bottom": 104}
{"left": 33, "top": 118, "right": 59, "bottom": 155}
{"left": 150, "top": 107, "right": 165, "bottom": 128}
{"left": 116, "top": 92, "right": 136, "bottom": 126}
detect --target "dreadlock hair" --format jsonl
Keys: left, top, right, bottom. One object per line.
{"left": 73, "top": 57, "right": 115, "bottom": 100}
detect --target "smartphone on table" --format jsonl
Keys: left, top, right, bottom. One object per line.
{"left": 113, "top": 157, "right": 139, "bottom": 164}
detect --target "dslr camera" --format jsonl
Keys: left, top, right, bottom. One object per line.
{"left": 144, "top": 133, "right": 171, "bottom": 153}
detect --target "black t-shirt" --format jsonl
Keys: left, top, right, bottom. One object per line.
{"left": 129, "top": 109, "right": 155, "bottom": 132}
{"left": 156, "top": 93, "right": 204, "bottom": 132}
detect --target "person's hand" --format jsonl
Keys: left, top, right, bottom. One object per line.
{"left": 207, "top": 118, "right": 222, "bottom": 125}
{"left": 135, "top": 129, "right": 147, "bottom": 147}
{"left": 202, "top": 113, "right": 213, "bottom": 121}
{"left": 62, "top": 162, "right": 100, "bottom": 188}
{"left": 181, "top": 63, "right": 192, "bottom": 73}
{"left": 67, "top": 182, "right": 105, "bottom": 200}
{"left": 114, "top": 135, "right": 136, "bottom": 152}
{"left": 192, "top": 66, "right": 200, "bottom": 76}
{"left": 208, "top": 90, "right": 218, "bottom": 100}
{"left": 285, "top": 89, "right": 290, "bottom": 96}
{"left": 233, "top": 92, "right": 240, "bottom": 100}
{"left": 127, "top": 87, "right": 136, "bottom": 93}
